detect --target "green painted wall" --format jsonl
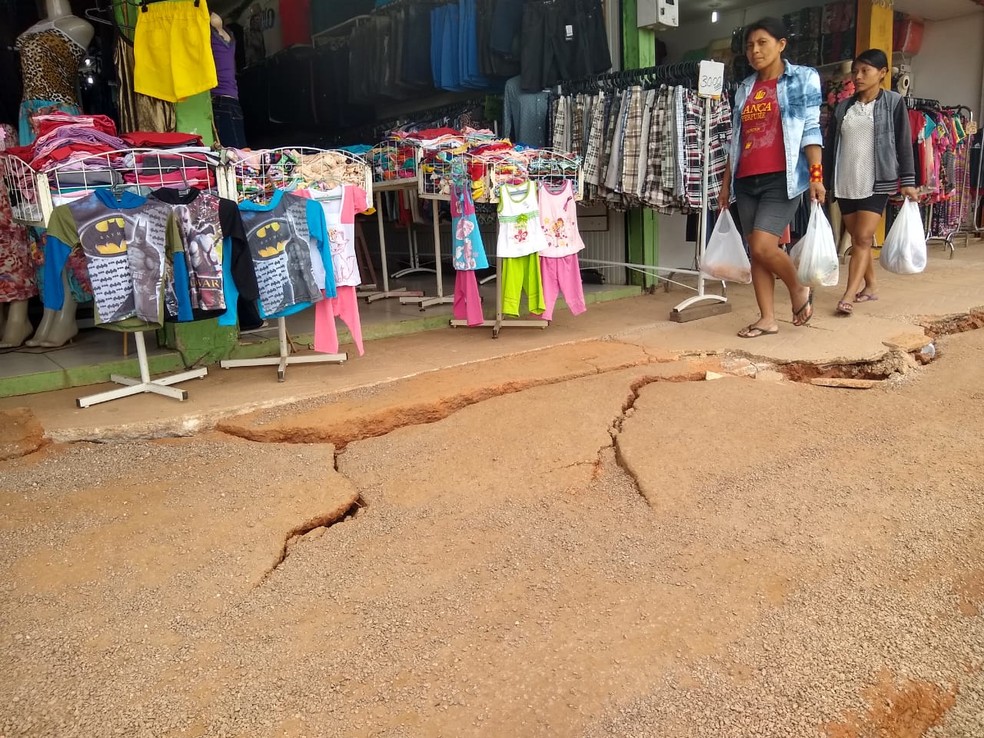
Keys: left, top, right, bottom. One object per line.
{"left": 622, "top": 0, "right": 659, "bottom": 287}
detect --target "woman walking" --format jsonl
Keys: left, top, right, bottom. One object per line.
{"left": 824, "top": 49, "right": 918, "bottom": 315}
{"left": 718, "top": 17, "right": 825, "bottom": 338}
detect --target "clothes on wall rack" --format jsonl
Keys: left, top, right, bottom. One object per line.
{"left": 519, "top": 0, "right": 611, "bottom": 92}
{"left": 549, "top": 70, "right": 731, "bottom": 213}
{"left": 903, "top": 100, "right": 975, "bottom": 238}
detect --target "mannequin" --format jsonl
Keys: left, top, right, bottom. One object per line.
{"left": 24, "top": 270, "right": 77, "bottom": 348}
{"left": 0, "top": 123, "right": 36, "bottom": 349}
{"left": 210, "top": 12, "right": 248, "bottom": 149}
{"left": 16, "top": 0, "right": 93, "bottom": 144}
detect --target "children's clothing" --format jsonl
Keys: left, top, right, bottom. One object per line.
{"left": 314, "top": 286, "right": 364, "bottom": 356}
{"left": 539, "top": 253, "right": 586, "bottom": 321}
{"left": 497, "top": 181, "right": 548, "bottom": 258}
{"left": 451, "top": 183, "right": 489, "bottom": 270}
{"left": 538, "top": 180, "right": 586, "bottom": 257}
{"left": 44, "top": 190, "right": 172, "bottom": 330}
{"left": 501, "top": 252, "right": 545, "bottom": 317}
{"left": 453, "top": 270, "right": 484, "bottom": 326}
{"left": 134, "top": 0, "right": 217, "bottom": 102}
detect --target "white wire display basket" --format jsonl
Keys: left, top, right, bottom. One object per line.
{"left": 0, "top": 152, "right": 45, "bottom": 226}
{"left": 1, "top": 148, "right": 223, "bottom": 226}
{"left": 368, "top": 137, "right": 421, "bottom": 191}
{"left": 488, "top": 149, "right": 584, "bottom": 203}
{"left": 221, "top": 147, "right": 372, "bottom": 202}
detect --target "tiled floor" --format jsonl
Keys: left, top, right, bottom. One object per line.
{"left": 0, "top": 330, "right": 173, "bottom": 379}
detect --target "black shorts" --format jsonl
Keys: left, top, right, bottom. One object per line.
{"left": 837, "top": 194, "right": 889, "bottom": 216}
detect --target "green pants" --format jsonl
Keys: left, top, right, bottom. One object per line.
{"left": 501, "top": 253, "right": 545, "bottom": 317}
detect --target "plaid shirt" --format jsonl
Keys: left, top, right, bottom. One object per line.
{"left": 619, "top": 85, "right": 645, "bottom": 196}
{"left": 582, "top": 91, "right": 607, "bottom": 186}
{"left": 634, "top": 89, "right": 657, "bottom": 201}
{"left": 682, "top": 90, "right": 732, "bottom": 210}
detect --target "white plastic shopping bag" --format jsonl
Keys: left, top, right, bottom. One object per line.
{"left": 880, "top": 199, "right": 927, "bottom": 275}
{"left": 701, "top": 210, "right": 752, "bottom": 284}
{"left": 792, "top": 201, "right": 840, "bottom": 288}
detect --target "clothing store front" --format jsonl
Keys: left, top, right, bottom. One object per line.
{"left": 651, "top": 0, "right": 983, "bottom": 269}
{"left": 0, "top": 0, "right": 636, "bottom": 402}
{"left": 1, "top": 0, "right": 981, "bottom": 402}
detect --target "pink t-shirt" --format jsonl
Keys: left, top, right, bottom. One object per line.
{"left": 538, "top": 180, "right": 585, "bottom": 258}
{"left": 295, "top": 185, "right": 369, "bottom": 287}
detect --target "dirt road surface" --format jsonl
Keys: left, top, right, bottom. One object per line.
{"left": 2, "top": 327, "right": 983, "bottom": 737}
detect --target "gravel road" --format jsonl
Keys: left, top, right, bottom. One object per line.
{"left": 1, "top": 329, "right": 982, "bottom": 738}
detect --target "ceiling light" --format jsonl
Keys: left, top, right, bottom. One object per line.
{"left": 711, "top": 10, "right": 719, "bottom": 22}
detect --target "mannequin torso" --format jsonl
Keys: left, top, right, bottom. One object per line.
{"left": 20, "top": 0, "right": 94, "bottom": 51}
{"left": 16, "top": 0, "right": 92, "bottom": 108}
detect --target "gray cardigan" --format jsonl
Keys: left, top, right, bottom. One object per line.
{"left": 824, "top": 89, "right": 917, "bottom": 197}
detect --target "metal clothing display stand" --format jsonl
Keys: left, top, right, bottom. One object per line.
{"left": 220, "top": 316, "right": 346, "bottom": 383}
{"left": 219, "top": 146, "right": 369, "bottom": 380}
{"left": 405, "top": 203, "right": 454, "bottom": 310}
{"left": 671, "top": 62, "right": 730, "bottom": 322}
{"left": 0, "top": 148, "right": 224, "bottom": 407}
{"left": 447, "top": 150, "right": 583, "bottom": 338}
{"left": 78, "top": 332, "right": 207, "bottom": 408}
{"left": 365, "top": 183, "right": 425, "bottom": 303}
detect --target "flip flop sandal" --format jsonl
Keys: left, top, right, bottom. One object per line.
{"left": 793, "top": 288, "right": 815, "bottom": 326}
{"left": 855, "top": 293, "right": 879, "bottom": 302}
{"left": 836, "top": 300, "right": 854, "bottom": 316}
{"left": 738, "top": 324, "right": 779, "bottom": 338}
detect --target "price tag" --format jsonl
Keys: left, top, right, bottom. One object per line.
{"left": 698, "top": 60, "right": 725, "bottom": 99}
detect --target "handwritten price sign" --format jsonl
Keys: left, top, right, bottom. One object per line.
{"left": 698, "top": 60, "right": 725, "bottom": 99}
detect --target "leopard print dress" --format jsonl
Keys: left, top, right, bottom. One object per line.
{"left": 16, "top": 27, "right": 85, "bottom": 145}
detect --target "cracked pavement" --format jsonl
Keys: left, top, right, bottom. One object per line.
{"left": 2, "top": 324, "right": 984, "bottom": 737}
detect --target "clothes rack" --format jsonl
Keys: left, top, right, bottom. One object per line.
{"left": 218, "top": 147, "right": 373, "bottom": 380}
{"left": 445, "top": 149, "right": 583, "bottom": 338}
{"left": 10, "top": 148, "right": 221, "bottom": 406}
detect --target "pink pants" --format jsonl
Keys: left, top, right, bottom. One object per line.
{"left": 453, "top": 270, "right": 485, "bottom": 327}
{"left": 314, "top": 286, "right": 364, "bottom": 355}
{"left": 539, "top": 254, "right": 586, "bottom": 322}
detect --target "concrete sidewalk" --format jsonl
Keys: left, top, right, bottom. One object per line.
{"left": 2, "top": 243, "right": 981, "bottom": 442}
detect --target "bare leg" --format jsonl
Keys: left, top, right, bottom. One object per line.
{"left": 745, "top": 229, "right": 811, "bottom": 332}
{"left": 0, "top": 300, "right": 33, "bottom": 348}
{"left": 839, "top": 210, "right": 881, "bottom": 307}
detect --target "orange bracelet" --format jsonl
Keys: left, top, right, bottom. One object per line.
{"left": 809, "top": 164, "right": 823, "bottom": 183}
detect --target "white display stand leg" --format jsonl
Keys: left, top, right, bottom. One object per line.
{"left": 220, "top": 317, "right": 346, "bottom": 382}
{"left": 365, "top": 193, "right": 424, "bottom": 304}
{"left": 450, "top": 255, "right": 548, "bottom": 339}
{"left": 408, "top": 203, "right": 454, "bottom": 310}
{"left": 77, "top": 331, "right": 207, "bottom": 408}
{"left": 671, "top": 90, "right": 730, "bottom": 321}
{"left": 392, "top": 229, "right": 437, "bottom": 278}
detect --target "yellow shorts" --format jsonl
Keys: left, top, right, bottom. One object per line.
{"left": 133, "top": 0, "right": 218, "bottom": 102}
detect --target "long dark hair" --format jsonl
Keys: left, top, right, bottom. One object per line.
{"left": 744, "top": 17, "right": 788, "bottom": 46}
{"left": 854, "top": 48, "right": 890, "bottom": 71}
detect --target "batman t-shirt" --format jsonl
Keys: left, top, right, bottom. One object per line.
{"left": 238, "top": 190, "right": 331, "bottom": 319}
{"left": 44, "top": 190, "right": 171, "bottom": 330}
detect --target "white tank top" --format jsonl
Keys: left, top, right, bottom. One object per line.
{"left": 496, "top": 181, "right": 548, "bottom": 258}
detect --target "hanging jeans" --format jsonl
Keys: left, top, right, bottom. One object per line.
{"left": 539, "top": 254, "right": 586, "bottom": 321}
{"left": 212, "top": 95, "right": 247, "bottom": 148}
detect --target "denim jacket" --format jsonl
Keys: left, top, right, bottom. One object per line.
{"left": 729, "top": 61, "right": 824, "bottom": 200}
